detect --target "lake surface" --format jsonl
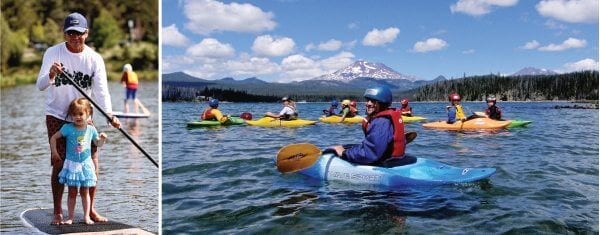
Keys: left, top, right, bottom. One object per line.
{"left": 1, "top": 82, "right": 159, "bottom": 234}
{"left": 162, "top": 101, "right": 598, "bottom": 234}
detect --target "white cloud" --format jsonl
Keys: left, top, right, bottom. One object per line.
{"left": 412, "top": 38, "right": 448, "bottom": 53}
{"left": 347, "top": 22, "right": 359, "bottom": 30}
{"left": 186, "top": 38, "right": 235, "bottom": 58}
{"left": 462, "top": 49, "right": 476, "bottom": 54}
{"left": 521, "top": 40, "right": 540, "bottom": 49}
{"left": 561, "top": 58, "right": 599, "bottom": 72}
{"left": 320, "top": 51, "right": 356, "bottom": 72}
{"left": 252, "top": 35, "right": 295, "bottom": 57}
{"left": 225, "top": 55, "right": 280, "bottom": 76}
{"left": 536, "top": 0, "right": 599, "bottom": 23}
{"left": 538, "top": 37, "right": 587, "bottom": 51}
{"left": 318, "top": 39, "right": 343, "bottom": 51}
{"left": 362, "top": 27, "right": 400, "bottom": 46}
{"left": 162, "top": 24, "right": 190, "bottom": 47}
{"left": 184, "top": 0, "right": 276, "bottom": 35}
{"left": 450, "top": 0, "right": 519, "bottom": 16}
{"left": 279, "top": 54, "right": 324, "bottom": 82}
{"left": 305, "top": 39, "right": 343, "bottom": 52}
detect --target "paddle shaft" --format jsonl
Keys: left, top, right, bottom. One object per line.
{"left": 60, "top": 71, "right": 158, "bottom": 168}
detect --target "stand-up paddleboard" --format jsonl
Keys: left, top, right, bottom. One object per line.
{"left": 21, "top": 208, "right": 154, "bottom": 235}
{"left": 113, "top": 99, "right": 151, "bottom": 118}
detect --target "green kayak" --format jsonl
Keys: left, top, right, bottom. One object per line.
{"left": 187, "top": 117, "right": 245, "bottom": 128}
{"left": 507, "top": 120, "right": 532, "bottom": 128}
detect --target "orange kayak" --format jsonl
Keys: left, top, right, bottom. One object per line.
{"left": 422, "top": 118, "right": 511, "bottom": 130}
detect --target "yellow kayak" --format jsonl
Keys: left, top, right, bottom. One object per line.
{"left": 402, "top": 115, "right": 427, "bottom": 123}
{"left": 319, "top": 115, "right": 364, "bottom": 124}
{"left": 246, "top": 117, "right": 316, "bottom": 127}
{"left": 422, "top": 117, "right": 511, "bottom": 130}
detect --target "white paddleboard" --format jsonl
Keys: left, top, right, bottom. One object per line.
{"left": 112, "top": 111, "right": 151, "bottom": 118}
{"left": 20, "top": 208, "right": 154, "bottom": 235}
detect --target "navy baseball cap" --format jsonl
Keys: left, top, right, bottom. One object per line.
{"left": 63, "top": 12, "right": 88, "bottom": 33}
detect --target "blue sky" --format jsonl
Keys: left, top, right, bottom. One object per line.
{"left": 161, "top": 0, "right": 599, "bottom": 82}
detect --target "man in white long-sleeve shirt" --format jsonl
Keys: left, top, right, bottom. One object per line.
{"left": 36, "top": 12, "right": 121, "bottom": 225}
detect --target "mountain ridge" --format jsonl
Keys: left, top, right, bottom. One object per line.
{"left": 314, "top": 60, "right": 421, "bottom": 82}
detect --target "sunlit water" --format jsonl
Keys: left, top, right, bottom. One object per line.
{"left": 1, "top": 82, "right": 159, "bottom": 234}
{"left": 162, "top": 101, "right": 598, "bottom": 234}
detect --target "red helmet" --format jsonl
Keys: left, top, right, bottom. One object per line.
{"left": 401, "top": 99, "right": 409, "bottom": 105}
{"left": 449, "top": 93, "right": 461, "bottom": 101}
{"left": 350, "top": 100, "right": 357, "bottom": 107}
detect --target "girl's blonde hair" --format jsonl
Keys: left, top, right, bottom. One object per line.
{"left": 66, "top": 98, "right": 93, "bottom": 119}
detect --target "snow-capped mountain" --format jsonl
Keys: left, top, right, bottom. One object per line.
{"left": 314, "top": 60, "right": 421, "bottom": 82}
{"left": 512, "top": 67, "right": 557, "bottom": 76}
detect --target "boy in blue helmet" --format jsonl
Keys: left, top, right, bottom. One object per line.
{"left": 201, "top": 99, "right": 229, "bottom": 123}
{"left": 322, "top": 100, "right": 339, "bottom": 116}
{"left": 331, "top": 86, "right": 415, "bottom": 166}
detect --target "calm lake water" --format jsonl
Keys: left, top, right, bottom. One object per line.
{"left": 162, "top": 101, "right": 598, "bottom": 234}
{"left": 1, "top": 82, "right": 159, "bottom": 234}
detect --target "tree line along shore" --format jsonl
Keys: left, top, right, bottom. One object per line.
{"left": 163, "top": 70, "right": 598, "bottom": 105}
{"left": 1, "top": 0, "right": 158, "bottom": 88}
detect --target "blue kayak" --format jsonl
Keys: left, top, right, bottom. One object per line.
{"left": 297, "top": 153, "right": 496, "bottom": 186}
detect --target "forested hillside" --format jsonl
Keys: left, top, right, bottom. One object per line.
{"left": 410, "top": 71, "right": 598, "bottom": 101}
{"left": 1, "top": 0, "right": 158, "bottom": 87}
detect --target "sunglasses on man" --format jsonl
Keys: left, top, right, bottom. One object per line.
{"left": 66, "top": 30, "right": 86, "bottom": 37}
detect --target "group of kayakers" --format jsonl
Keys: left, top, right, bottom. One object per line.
{"left": 321, "top": 99, "right": 360, "bottom": 122}
{"left": 201, "top": 86, "right": 505, "bottom": 168}
{"left": 446, "top": 92, "right": 502, "bottom": 124}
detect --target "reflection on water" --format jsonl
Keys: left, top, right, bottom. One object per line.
{"left": 1, "top": 82, "right": 159, "bottom": 233}
{"left": 162, "top": 101, "right": 598, "bottom": 234}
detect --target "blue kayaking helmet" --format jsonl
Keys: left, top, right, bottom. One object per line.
{"left": 331, "top": 100, "right": 338, "bottom": 107}
{"left": 208, "top": 99, "right": 219, "bottom": 108}
{"left": 364, "top": 86, "right": 393, "bottom": 104}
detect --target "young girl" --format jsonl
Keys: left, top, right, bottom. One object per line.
{"left": 50, "top": 98, "right": 107, "bottom": 225}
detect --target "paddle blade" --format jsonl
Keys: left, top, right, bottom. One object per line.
{"left": 240, "top": 112, "right": 253, "bottom": 120}
{"left": 276, "top": 143, "right": 321, "bottom": 173}
{"left": 405, "top": 131, "right": 417, "bottom": 144}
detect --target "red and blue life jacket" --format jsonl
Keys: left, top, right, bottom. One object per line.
{"left": 361, "top": 108, "right": 406, "bottom": 159}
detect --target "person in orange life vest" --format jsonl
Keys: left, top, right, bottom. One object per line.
{"left": 447, "top": 93, "right": 466, "bottom": 124}
{"left": 332, "top": 86, "right": 415, "bottom": 166}
{"left": 399, "top": 98, "right": 413, "bottom": 116}
{"left": 338, "top": 99, "right": 358, "bottom": 122}
{"left": 485, "top": 96, "right": 502, "bottom": 120}
{"left": 120, "top": 64, "right": 139, "bottom": 113}
{"left": 201, "top": 99, "right": 229, "bottom": 124}
{"left": 322, "top": 100, "right": 339, "bottom": 117}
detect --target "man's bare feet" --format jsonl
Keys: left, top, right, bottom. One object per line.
{"left": 84, "top": 217, "right": 95, "bottom": 225}
{"left": 90, "top": 211, "right": 108, "bottom": 222}
{"left": 62, "top": 219, "right": 73, "bottom": 225}
{"left": 51, "top": 214, "right": 63, "bottom": 225}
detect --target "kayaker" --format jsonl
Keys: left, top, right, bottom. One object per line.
{"left": 485, "top": 96, "right": 502, "bottom": 120}
{"left": 265, "top": 96, "right": 298, "bottom": 120}
{"left": 36, "top": 12, "right": 120, "bottom": 225}
{"left": 50, "top": 98, "right": 107, "bottom": 225}
{"left": 120, "top": 63, "right": 139, "bottom": 113}
{"left": 339, "top": 99, "right": 358, "bottom": 122}
{"left": 331, "top": 86, "right": 415, "bottom": 166}
{"left": 446, "top": 93, "right": 466, "bottom": 124}
{"left": 322, "top": 100, "right": 339, "bottom": 116}
{"left": 399, "top": 98, "right": 413, "bottom": 116}
{"left": 201, "top": 99, "right": 229, "bottom": 124}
